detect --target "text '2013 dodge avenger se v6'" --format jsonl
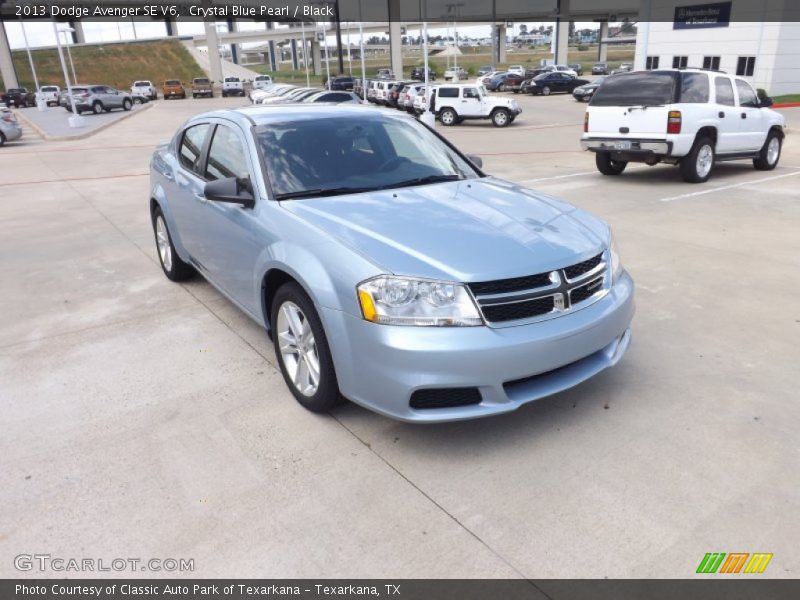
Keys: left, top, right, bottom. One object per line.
{"left": 150, "top": 106, "right": 634, "bottom": 422}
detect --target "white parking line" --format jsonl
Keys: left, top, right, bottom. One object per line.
{"left": 658, "top": 170, "right": 800, "bottom": 202}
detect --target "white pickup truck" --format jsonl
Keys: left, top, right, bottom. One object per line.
{"left": 581, "top": 68, "right": 786, "bottom": 183}
{"left": 131, "top": 80, "right": 157, "bottom": 101}
{"left": 222, "top": 77, "right": 245, "bottom": 97}
{"left": 427, "top": 83, "right": 521, "bottom": 127}
{"left": 39, "top": 85, "right": 60, "bottom": 106}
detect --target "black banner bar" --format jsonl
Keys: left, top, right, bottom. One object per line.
{"left": 3, "top": 580, "right": 800, "bottom": 600}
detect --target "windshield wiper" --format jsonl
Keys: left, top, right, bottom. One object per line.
{"left": 275, "top": 186, "right": 375, "bottom": 200}
{"left": 376, "top": 174, "right": 464, "bottom": 191}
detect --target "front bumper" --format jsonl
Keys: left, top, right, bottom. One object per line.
{"left": 323, "top": 271, "right": 634, "bottom": 423}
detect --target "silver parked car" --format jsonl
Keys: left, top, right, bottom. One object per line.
{"left": 60, "top": 85, "right": 133, "bottom": 115}
{"left": 0, "top": 107, "right": 23, "bottom": 146}
{"left": 149, "top": 106, "right": 634, "bottom": 422}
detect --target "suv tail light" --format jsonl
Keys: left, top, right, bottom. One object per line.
{"left": 583, "top": 112, "right": 589, "bottom": 133}
{"left": 667, "top": 110, "right": 682, "bottom": 134}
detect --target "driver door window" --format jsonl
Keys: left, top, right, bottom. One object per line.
{"left": 205, "top": 125, "right": 250, "bottom": 181}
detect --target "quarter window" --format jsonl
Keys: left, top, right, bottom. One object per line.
{"left": 672, "top": 56, "right": 688, "bottom": 69}
{"left": 735, "top": 79, "right": 759, "bottom": 107}
{"left": 736, "top": 56, "right": 756, "bottom": 77}
{"left": 714, "top": 77, "right": 735, "bottom": 106}
{"left": 179, "top": 124, "right": 211, "bottom": 174}
{"left": 205, "top": 125, "right": 249, "bottom": 181}
{"left": 679, "top": 73, "right": 709, "bottom": 103}
{"left": 438, "top": 87, "right": 458, "bottom": 98}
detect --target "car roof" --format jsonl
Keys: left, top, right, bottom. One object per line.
{"left": 187, "top": 104, "right": 411, "bottom": 128}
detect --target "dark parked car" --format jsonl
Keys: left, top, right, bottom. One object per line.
{"left": 410, "top": 66, "right": 436, "bottom": 81}
{"left": 329, "top": 75, "right": 355, "bottom": 91}
{"left": 568, "top": 64, "right": 584, "bottom": 76}
{"left": 524, "top": 72, "right": 589, "bottom": 96}
{"left": 485, "top": 73, "right": 525, "bottom": 92}
{"left": 302, "top": 91, "right": 361, "bottom": 104}
{"left": 592, "top": 62, "right": 608, "bottom": 75}
{"left": 572, "top": 75, "right": 609, "bottom": 102}
{"left": 386, "top": 81, "right": 413, "bottom": 107}
{"left": 1, "top": 88, "right": 36, "bottom": 108}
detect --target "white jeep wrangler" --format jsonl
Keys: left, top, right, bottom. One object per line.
{"left": 581, "top": 68, "right": 787, "bottom": 183}
{"left": 431, "top": 84, "right": 522, "bottom": 127}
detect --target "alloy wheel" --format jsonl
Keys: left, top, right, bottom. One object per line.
{"left": 767, "top": 137, "right": 780, "bottom": 165}
{"left": 155, "top": 216, "right": 172, "bottom": 272}
{"left": 277, "top": 301, "right": 320, "bottom": 397}
{"left": 696, "top": 144, "right": 713, "bottom": 178}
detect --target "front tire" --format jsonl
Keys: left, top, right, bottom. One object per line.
{"left": 595, "top": 152, "right": 628, "bottom": 175}
{"left": 753, "top": 131, "right": 782, "bottom": 171}
{"left": 271, "top": 282, "right": 342, "bottom": 413}
{"left": 491, "top": 108, "right": 511, "bottom": 127}
{"left": 542, "top": 86, "right": 551, "bottom": 96}
{"left": 152, "top": 206, "right": 195, "bottom": 281}
{"left": 680, "top": 136, "right": 715, "bottom": 183}
{"left": 440, "top": 108, "right": 457, "bottom": 126}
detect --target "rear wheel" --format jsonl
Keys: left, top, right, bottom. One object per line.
{"left": 491, "top": 108, "right": 511, "bottom": 127}
{"left": 753, "top": 131, "right": 782, "bottom": 171}
{"left": 542, "top": 86, "right": 551, "bottom": 96}
{"left": 595, "top": 152, "right": 628, "bottom": 175}
{"left": 92, "top": 102, "right": 103, "bottom": 114}
{"left": 0, "top": 132, "right": 6, "bottom": 147}
{"left": 440, "top": 108, "right": 457, "bottom": 126}
{"left": 680, "top": 136, "right": 715, "bottom": 183}
{"left": 271, "top": 282, "right": 342, "bottom": 413}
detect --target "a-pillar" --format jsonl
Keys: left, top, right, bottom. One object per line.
{"left": 554, "top": 0, "right": 570, "bottom": 66}
{"left": 311, "top": 39, "right": 322, "bottom": 76}
{"left": 0, "top": 21, "right": 19, "bottom": 89}
{"left": 495, "top": 24, "right": 507, "bottom": 64}
{"left": 388, "top": 0, "right": 403, "bottom": 77}
{"left": 203, "top": 22, "right": 224, "bottom": 84}
{"left": 597, "top": 20, "right": 609, "bottom": 62}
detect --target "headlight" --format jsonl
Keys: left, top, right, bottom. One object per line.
{"left": 357, "top": 276, "right": 482, "bottom": 327}
{"left": 609, "top": 231, "right": 623, "bottom": 284}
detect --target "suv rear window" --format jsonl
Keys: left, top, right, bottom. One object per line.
{"left": 590, "top": 72, "right": 676, "bottom": 106}
{"left": 225, "top": 78, "right": 239, "bottom": 82}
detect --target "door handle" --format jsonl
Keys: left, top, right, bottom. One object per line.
{"left": 741, "top": 113, "right": 747, "bottom": 119}
{"left": 718, "top": 112, "right": 725, "bottom": 118}
{"left": 163, "top": 171, "right": 174, "bottom": 181}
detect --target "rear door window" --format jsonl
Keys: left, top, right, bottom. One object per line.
{"left": 590, "top": 72, "right": 676, "bottom": 106}
{"left": 179, "top": 124, "right": 211, "bottom": 175}
{"left": 714, "top": 77, "right": 735, "bottom": 106}
{"left": 678, "top": 73, "right": 710, "bottom": 103}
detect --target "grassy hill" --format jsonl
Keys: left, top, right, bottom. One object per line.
{"left": 1, "top": 39, "right": 203, "bottom": 91}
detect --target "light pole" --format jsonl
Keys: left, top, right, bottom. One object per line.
{"left": 53, "top": 23, "right": 84, "bottom": 128}
{"left": 19, "top": 18, "right": 45, "bottom": 111}
{"left": 60, "top": 29, "right": 78, "bottom": 85}
{"left": 301, "top": 25, "right": 310, "bottom": 88}
{"left": 320, "top": 23, "right": 331, "bottom": 89}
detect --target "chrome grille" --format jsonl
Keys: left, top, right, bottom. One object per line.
{"left": 468, "top": 252, "right": 608, "bottom": 325}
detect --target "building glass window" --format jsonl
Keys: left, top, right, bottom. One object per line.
{"left": 672, "top": 56, "right": 688, "bottom": 69}
{"left": 646, "top": 56, "right": 660, "bottom": 70}
{"left": 703, "top": 56, "right": 721, "bottom": 71}
{"left": 736, "top": 56, "right": 756, "bottom": 77}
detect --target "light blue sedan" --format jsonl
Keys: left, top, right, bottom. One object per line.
{"left": 150, "top": 105, "right": 634, "bottom": 422}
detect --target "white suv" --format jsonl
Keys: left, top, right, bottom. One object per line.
{"left": 581, "top": 69, "right": 787, "bottom": 183}
{"left": 429, "top": 83, "right": 521, "bottom": 127}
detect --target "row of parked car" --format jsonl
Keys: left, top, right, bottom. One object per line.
{"left": 249, "top": 83, "right": 361, "bottom": 106}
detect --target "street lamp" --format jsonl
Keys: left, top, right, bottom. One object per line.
{"left": 19, "top": 17, "right": 45, "bottom": 111}
{"left": 53, "top": 24, "right": 84, "bottom": 128}
{"left": 58, "top": 27, "right": 78, "bottom": 84}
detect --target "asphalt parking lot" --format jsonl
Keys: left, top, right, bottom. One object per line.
{"left": 1, "top": 92, "right": 798, "bottom": 578}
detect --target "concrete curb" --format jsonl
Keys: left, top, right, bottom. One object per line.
{"left": 15, "top": 102, "right": 154, "bottom": 142}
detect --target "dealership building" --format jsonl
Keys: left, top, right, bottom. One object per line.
{"left": 633, "top": 1, "right": 800, "bottom": 95}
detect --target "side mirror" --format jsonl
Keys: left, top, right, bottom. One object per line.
{"left": 760, "top": 97, "right": 773, "bottom": 108}
{"left": 466, "top": 154, "right": 483, "bottom": 169}
{"left": 204, "top": 177, "right": 255, "bottom": 208}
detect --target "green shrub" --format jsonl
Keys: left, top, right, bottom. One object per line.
{"left": 578, "top": 45, "right": 589, "bottom": 51}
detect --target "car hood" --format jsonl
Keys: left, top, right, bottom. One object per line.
{"left": 282, "top": 177, "right": 608, "bottom": 282}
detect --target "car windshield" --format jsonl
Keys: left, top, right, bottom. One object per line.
{"left": 134, "top": 82, "right": 149, "bottom": 87}
{"left": 256, "top": 114, "right": 480, "bottom": 199}
{"left": 195, "top": 79, "right": 210, "bottom": 84}
{"left": 42, "top": 87, "right": 58, "bottom": 92}
{"left": 225, "top": 78, "right": 239, "bottom": 82}
{"left": 590, "top": 72, "right": 676, "bottom": 106}
{"left": 165, "top": 80, "right": 180, "bottom": 85}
